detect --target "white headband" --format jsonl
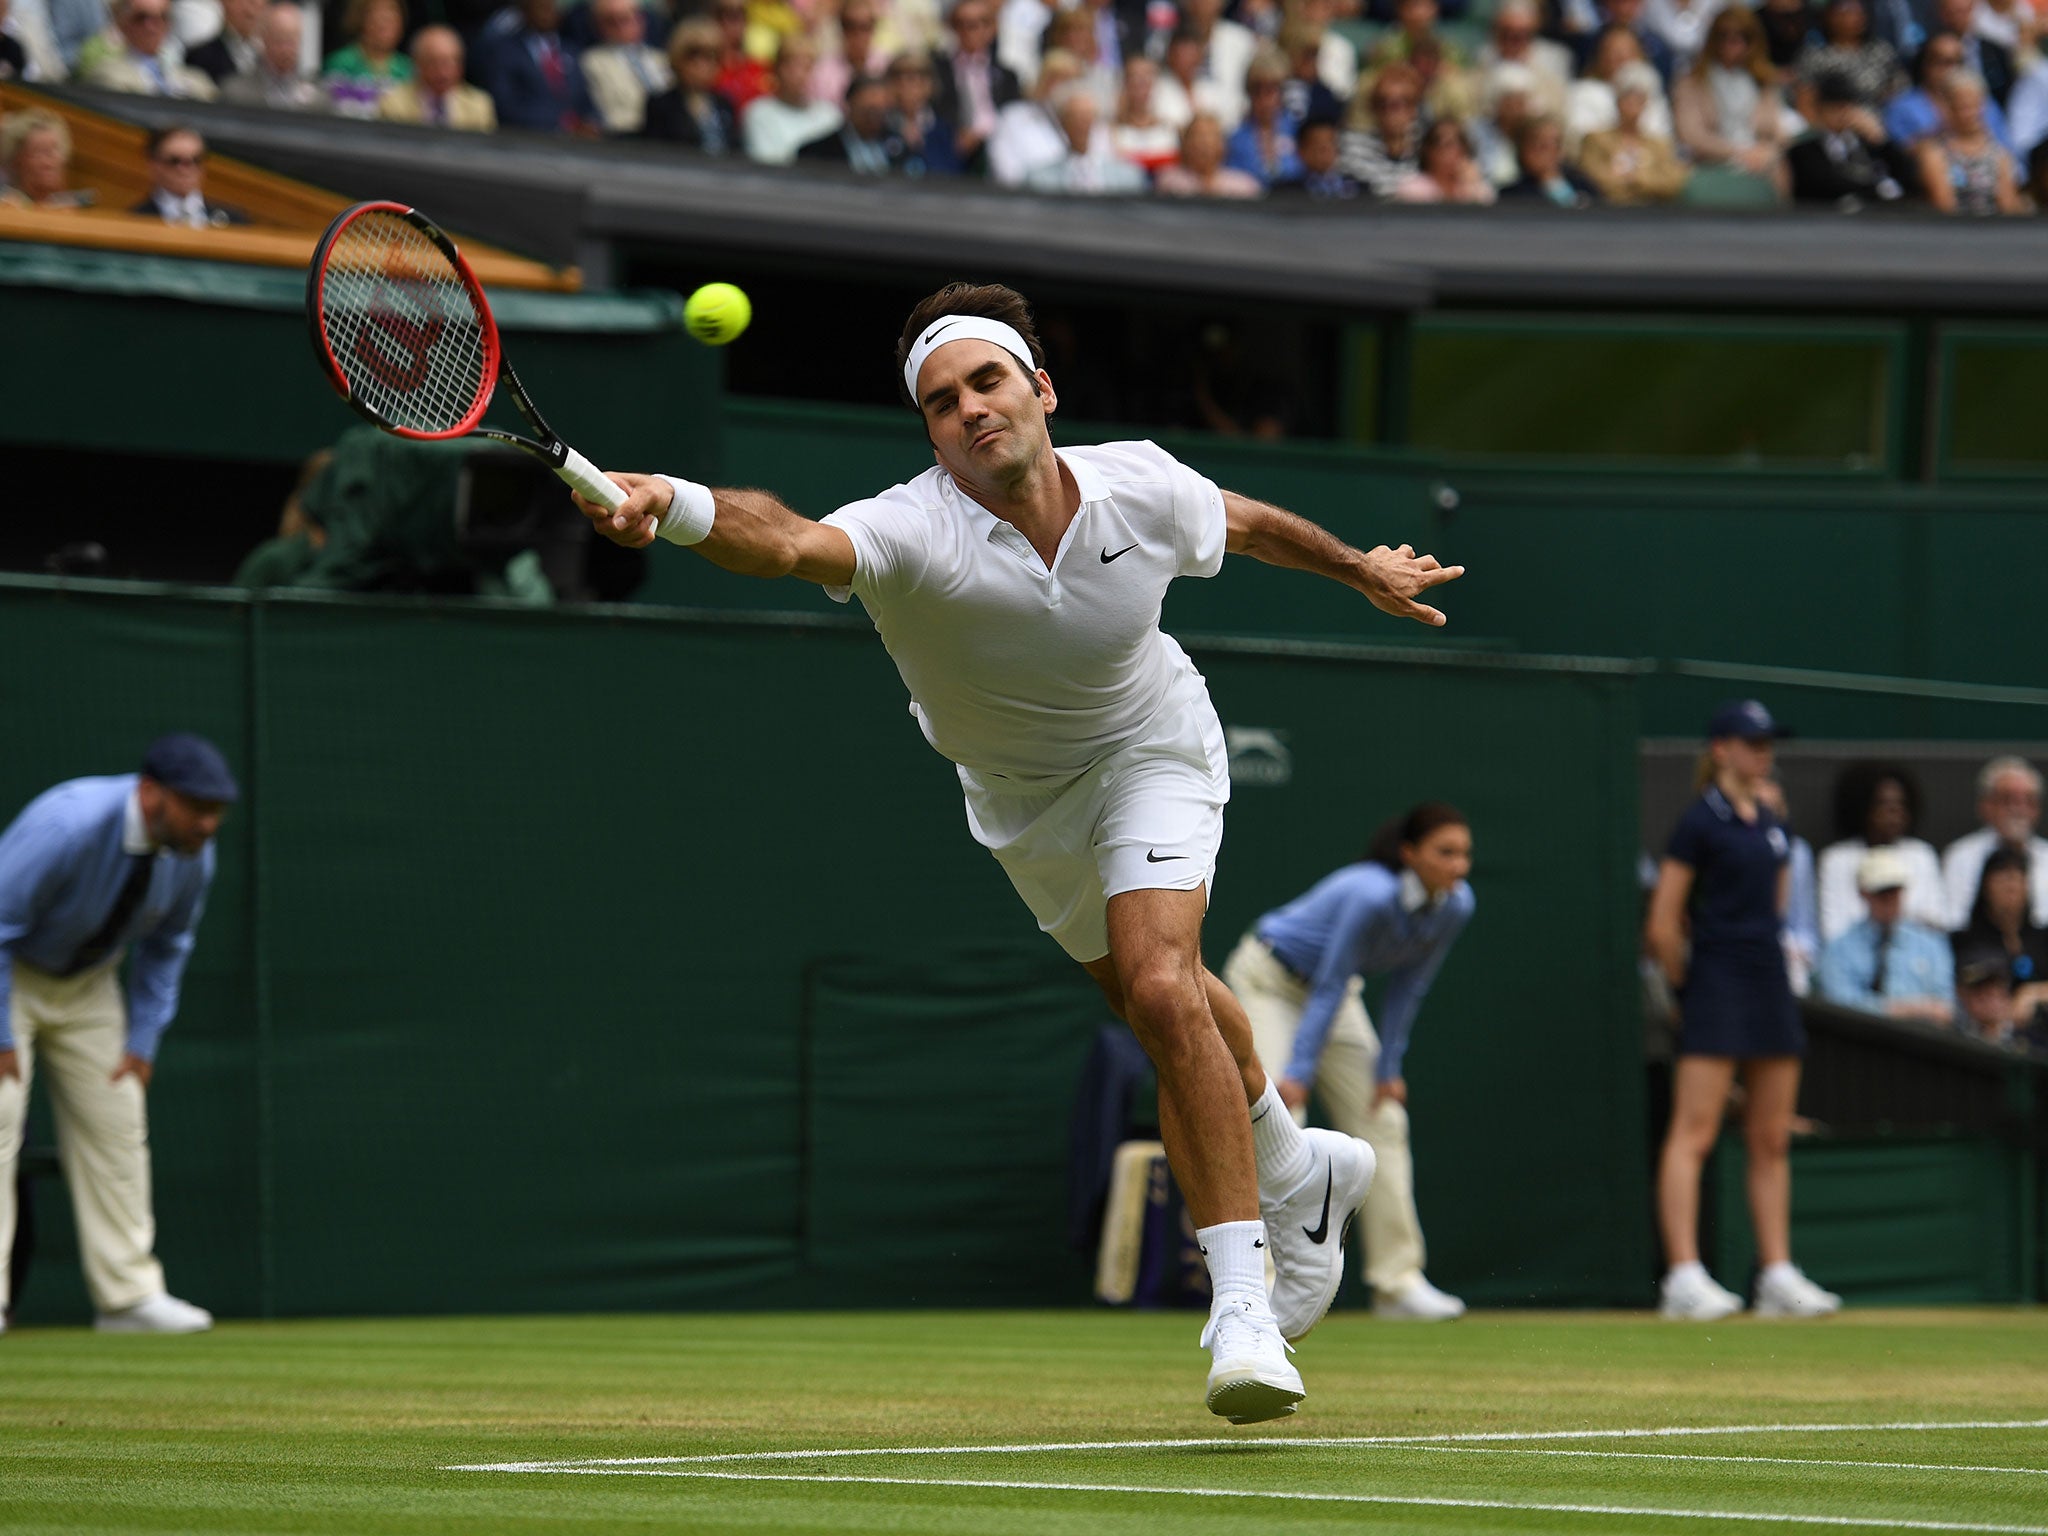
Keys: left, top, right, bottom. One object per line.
{"left": 901, "top": 315, "right": 1036, "bottom": 402}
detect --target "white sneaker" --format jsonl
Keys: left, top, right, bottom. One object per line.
{"left": 1373, "top": 1275, "right": 1467, "bottom": 1321}
{"left": 1658, "top": 1267, "right": 1743, "bottom": 1321}
{"left": 1201, "top": 1293, "right": 1305, "bottom": 1425}
{"left": 1754, "top": 1266, "right": 1843, "bottom": 1319}
{"left": 1263, "top": 1128, "right": 1376, "bottom": 1343}
{"left": 95, "top": 1293, "right": 213, "bottom": 1334}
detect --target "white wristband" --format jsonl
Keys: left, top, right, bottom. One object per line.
{"left": 655, "top": 475, "right": 717, "bottom": 546}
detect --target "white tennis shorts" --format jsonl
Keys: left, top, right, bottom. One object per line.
{"left": 957, "top": 689, "right": 1230, "bottom": 963}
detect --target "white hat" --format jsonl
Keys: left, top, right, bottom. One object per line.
{"left": 1857, "top": 846, "right": 1910, "bottom": 895}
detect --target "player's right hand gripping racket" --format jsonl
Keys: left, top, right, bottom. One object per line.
{"left": 305, "top": 201, "right": 627, "bottom": 512}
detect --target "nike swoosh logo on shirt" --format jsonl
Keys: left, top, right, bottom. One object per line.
{"left": 1302, "top": 1166, "right": 1333, "bottom": 1245}
{"left": 1145, "top": 850, "right": 1188, "bottom": 863}
{"left": 1100, "top": 543, "right": 1139, "bottom": 563}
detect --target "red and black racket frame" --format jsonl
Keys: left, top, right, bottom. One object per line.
{"left": 304, "top": 200, "right": 576, "bottom": 469}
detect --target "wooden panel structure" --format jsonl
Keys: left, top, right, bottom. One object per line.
{"left": 0, "top": 83, "right": 577, "bottom": 290}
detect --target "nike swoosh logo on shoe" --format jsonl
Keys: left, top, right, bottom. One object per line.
{"left": 1302, "top": 1166, "right": 1332, "bottom": 1244}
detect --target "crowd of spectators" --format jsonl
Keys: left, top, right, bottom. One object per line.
{"left": 1797, "top": 754, "right": 2048, "bottom": 1054}
{"left": 7, "top": 0, "right": 2048, "bottom": 211}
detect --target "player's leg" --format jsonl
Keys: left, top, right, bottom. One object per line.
{"left": 1105, "top": 888, "right": 1255, "bottom": 1227}
{"left": 1656, "top": 1054, "right": 1742, "bottom": 1319}
{"left": 1105, "top": 886, "right": 1303, "bottom": 1423}
{"left": 1741, "top": 1057, "right": 1839, "bottom": 1316}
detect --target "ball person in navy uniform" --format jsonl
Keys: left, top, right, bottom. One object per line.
{"left": 0, "top": 734, "right": 236, "bottom": 1335}
{"left": 1645, "top": 701, "right": 1841, "bottom": 1322}
{"left": 574, "top": 281, "right": 1465, "bottom": 1423}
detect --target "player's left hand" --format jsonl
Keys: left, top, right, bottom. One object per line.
{"left": 1360, "top": 544, "right": 1464, "bottom": 627}
{"left": 1373, "top": 1077, "right": 1407, "bottom": 1109}
{"left": 111, "top": 1053, "right": 153, "bottom": 1090}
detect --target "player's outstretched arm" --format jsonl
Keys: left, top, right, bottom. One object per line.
{"left": 571, "top": 472, "right": 856, "bottom": 587}
{"left": 1222, "top": 491, "right": 1463, "bottom": 628}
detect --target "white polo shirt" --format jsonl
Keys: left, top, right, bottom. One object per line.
{"left": 822, "top": 440, "right": 1228, "bottom": 785}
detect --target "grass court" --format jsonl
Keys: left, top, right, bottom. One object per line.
{"left": 4, "top": 1308, "right": 2044, "bottom": 1534}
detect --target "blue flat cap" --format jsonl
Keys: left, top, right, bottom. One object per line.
{"left": 1707, "top": 699, "right": 1786, "bottom": 742}
{"left": 140, "top": 732, "right": 240, "bottom": 803}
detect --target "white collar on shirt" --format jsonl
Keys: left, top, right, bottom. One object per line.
{"left": 123, "top": 787, "right": 158, "bottom": 855}
{"left": 945, "top": 447, "right": 1112, "bottom": 543}
{"left": 1400, "top": 867, "right": 1442, "bottom": 914}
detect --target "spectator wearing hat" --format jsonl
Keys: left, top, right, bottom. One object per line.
{"left": 1815, "top": 846, "right": 1956, "bottom": 1022}
{"left": 1788, "top": 67, "right": 1910, "bottom": 201}
{"left": 1942, "top": 756, "right": 2048, "bottom": 929}
{"left": 1954, "top": 947, "right": 2048, "bottom": 1051}
{"left": 1815, "top": 763, "right": 1943, "bottom": 943}
{"left": 1645, "top": 699, "right": 1841, "bottom": 1322}
{"left": 0, "top": 734, "right": 237, "bottom": 1337}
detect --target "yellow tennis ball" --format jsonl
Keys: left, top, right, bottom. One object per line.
{"left": 684, "top": 283, "right": 751, "bottom": 346}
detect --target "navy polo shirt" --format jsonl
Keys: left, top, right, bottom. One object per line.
{"left": 1668, "top": 785, "right": 1789, "bottom": 959}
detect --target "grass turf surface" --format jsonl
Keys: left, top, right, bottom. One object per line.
{"left": 3, "top": 1309, "right": 2044, "bottom": 1534}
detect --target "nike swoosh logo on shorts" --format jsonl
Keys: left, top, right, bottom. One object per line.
{"left": 1100, "top": 543, "right": 1139, "bottom": 563}
{"left": 1302, "top": 1166, "right": 1333, "bottom": 1244}
{"left": 1145, "top": 850, "right": 1188, "bottom": 863}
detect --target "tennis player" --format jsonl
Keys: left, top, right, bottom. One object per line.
{"left": 577, "top": 283, "right": 1463, "bottom": 1423}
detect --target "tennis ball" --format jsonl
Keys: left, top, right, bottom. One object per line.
{"left": 684, "top": 283, "right": 751, "bottom": 346}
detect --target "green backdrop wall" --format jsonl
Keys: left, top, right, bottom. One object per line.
{"left": 1, "top": 578, "right": 1645, "bottom": 1321}
{"left": 634, "top": 400, "right": 2048, "bottom": 723}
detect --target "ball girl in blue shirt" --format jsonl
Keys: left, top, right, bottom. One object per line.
{"left": 1645, "top": 701, "right": 1840, "bottom": 1322}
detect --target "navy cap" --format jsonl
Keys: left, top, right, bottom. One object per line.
{"left": 1956, "top": 948, "right": 2012, "bottom": 990}
{"left": 1707, "top": 699, "right": 1785, "bottom": 742}
{"left": 140, "top": 732, "right": 240, "bottom": 803}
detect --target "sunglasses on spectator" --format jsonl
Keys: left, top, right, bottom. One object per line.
{"left": 155, "top": 152, "right": 204, "bottom": 165}
{"left": 1374, "top": 92, "right": 1419, "bottom": 107}
{"left": 844, "top": 15, "right": 875, "bottom": 26}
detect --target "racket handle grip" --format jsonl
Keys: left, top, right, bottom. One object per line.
{"left": 556, "top": 446, "right": 628, "bottom": 512}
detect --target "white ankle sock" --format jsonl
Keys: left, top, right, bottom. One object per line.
{"left": 1666, "top": 1260, "right": 1708, "bottom": 1286}
{"left": 1198, "top": 1219, "right": 1270, "bottom": 1306}
{"left": 1760, "top": 1261, "right": 1800, "bottom": 1287}
{"left": 1250, "top": 1080, "right": 1315, "bottom": 1201}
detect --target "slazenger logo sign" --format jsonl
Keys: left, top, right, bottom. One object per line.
{"left": 1226, "top": 727, "right": 1292, "bottom": 787}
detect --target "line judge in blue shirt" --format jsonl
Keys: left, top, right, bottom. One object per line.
{"left": 0, "top": 733, "right": 236, "bottom": 1336}
{"left": 1220, "top": 802, "right": 1476, "bottom": 1322}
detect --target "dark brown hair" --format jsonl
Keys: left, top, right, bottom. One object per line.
{"left": 895, "top": 282, "right": 1046, "bottom": 407}
{"left": 1366, "top": 801, "right": 1468, "bottom": 869}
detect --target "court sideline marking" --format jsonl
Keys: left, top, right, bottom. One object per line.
{"left": 444, "top": 1465, "right": 2048, "bottom": 1534}
{"left": 449, "top": 1418, "right": 2048, "bottom": 1472}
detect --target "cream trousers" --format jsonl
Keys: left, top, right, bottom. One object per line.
{"left": 1224, "top": 931, "right": 1426, "bottom": 1301}
{"left": 0, "top": 961, "right": 165, "bottom": 1313}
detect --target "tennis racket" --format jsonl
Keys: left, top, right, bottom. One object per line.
{"left": 305, "top": 201, "right": 626, "bottom": 512}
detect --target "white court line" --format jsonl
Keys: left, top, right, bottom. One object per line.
{"left": 445, "top": 1465, "right": 2048, "bottom": 1534}
{"left": 448, "top": 1419, "right": 2048, "bottom": 1472}
{"left": 1409, "top": 1446, "right": 2048, "bottom": 1478}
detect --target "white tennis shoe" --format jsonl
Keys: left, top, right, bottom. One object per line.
{"left": 1264, "top": 1127, "right": 1376, "bottom": 1342}
{"left": 1658, "top": 1267, "right": 1744, "bottom": 1321}
{"left": 1202, "top": 1293, "right": 1304, "bottom": 1424}
{"left": 1373, "top": 1275, "right": 1467, "bottom": 1321}
{"left": 1753, "top": 1266, "right": 1842, "bottom": 1318}
{"left": 94, "top": 1293, "right": 213, "bottom": 1334}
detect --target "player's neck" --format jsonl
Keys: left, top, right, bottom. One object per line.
{"left": 958, "top": 446, "right": 1079, "bottom": 565}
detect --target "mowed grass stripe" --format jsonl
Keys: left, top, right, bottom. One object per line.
{"left": 3, "top": 1310, "right": 2046, "bottom": 1536}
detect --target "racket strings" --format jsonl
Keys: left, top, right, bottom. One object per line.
{"left": 320, "top": 213, "right": 491, "bottom": 434}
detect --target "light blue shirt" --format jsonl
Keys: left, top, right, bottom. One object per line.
{"left": 1785, "top": 834, "right": 1819, "bottom": 965}
{"left": 1254, "top": 862, "right": 1475, "bottom": 1086}
{"left": 0, "top": 774, "right": 214, "bottom": 1060}
{"left": 1815, "top": 916, "right": 1953, "bottom": 1015}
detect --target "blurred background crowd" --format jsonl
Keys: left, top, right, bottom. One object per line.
{"left": 5, "top": 0, "right": 2048, "bottom": 211}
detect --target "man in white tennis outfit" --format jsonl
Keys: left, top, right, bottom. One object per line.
{"left": 576, "top": 283, "right": 1463, "bottom": 1423}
